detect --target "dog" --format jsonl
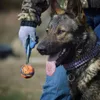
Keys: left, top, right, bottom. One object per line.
{"left": 37, "top": 0, "right": 100, "bottom": 100}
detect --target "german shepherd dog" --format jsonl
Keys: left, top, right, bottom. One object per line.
{"left": 37, "top": 0, "right": 100, "bottom": 100}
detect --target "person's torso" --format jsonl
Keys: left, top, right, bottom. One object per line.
{"left": 50, "top": 0, "right": 100, "bottom": 14}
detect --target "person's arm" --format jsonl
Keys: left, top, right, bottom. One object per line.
{"left": 18, "top": 0, "right": 50, "bottom": 51}
{"left": 18, "top": 0, "right": 50, "bottom": 26}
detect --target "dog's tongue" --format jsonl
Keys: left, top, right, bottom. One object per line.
{"left": 46, "top": 53, "right": 59, "bottom": 76}
{"left": 46, "top": 61, "right": 56, "bottom": 76}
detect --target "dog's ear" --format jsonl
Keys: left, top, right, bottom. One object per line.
{"left": 67, "top": 0, "right": 82, "bottom": 18}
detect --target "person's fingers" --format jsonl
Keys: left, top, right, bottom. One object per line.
{"left": 30, "top": 31, "right": 36, "bottom": 40}
{"left": 29, "top": 39, "right": 36, "bottom": 49}
{"left": 19, "top": 31, "right": 27, "bottom": 51}
{"left": 29, "top": 32, "right": 37, "bottom": 48}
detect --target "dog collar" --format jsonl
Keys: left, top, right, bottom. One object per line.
{"left": 64, "top": 41, "right": 100, "bottom": 70}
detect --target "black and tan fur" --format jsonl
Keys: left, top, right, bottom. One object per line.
{"left": 37, "top": 0, "right": 100, "bottom": 100}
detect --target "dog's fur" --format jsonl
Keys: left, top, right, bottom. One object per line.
{"left": 37, "top": 0, "right": 100, "bottom": 100}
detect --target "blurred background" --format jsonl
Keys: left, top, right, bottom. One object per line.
{"left": 0, "top": 0, "right": 50, "bottom": 100}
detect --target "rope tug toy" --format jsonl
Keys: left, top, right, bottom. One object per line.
{"left": 20, "top": 35, "right": 35, "bottom": 79}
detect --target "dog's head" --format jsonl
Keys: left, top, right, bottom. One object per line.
{"left": 37, "top": 1, "right": 96, "bottom": 66}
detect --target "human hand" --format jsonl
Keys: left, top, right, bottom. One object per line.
{"left": 19, "top": 26, "right": 38, "bottom": 52}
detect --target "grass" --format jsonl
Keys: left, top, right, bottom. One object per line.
{"left": 0, "top": 89, "right": 42, "bottom": 100}
{"left": 0, "top": 84, "right": 43, "bottom": 100}
{"left": 0, "top": 91, "right": 26, "bottom": 100}
{"left": 0, "top": 58, "right": 46, "bottom": 100}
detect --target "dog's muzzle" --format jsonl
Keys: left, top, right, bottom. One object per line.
{"left": 37, "top": 44, "right": 47, "bottom": 55}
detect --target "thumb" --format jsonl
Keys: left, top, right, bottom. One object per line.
{"left": 29, "top": 39, "right": 37, "bottom": 49}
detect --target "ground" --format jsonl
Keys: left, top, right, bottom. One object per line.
{"left": 0, "top": 56, "right": 46, "bottom": 100}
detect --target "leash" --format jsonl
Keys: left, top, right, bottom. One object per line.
{"left": 26, "top": 35, "right": 32, "bottom": 64}
{"left": 64, "top": 41, "right": 100, "bottom": 71}
{"left": 20, "top": 35, "right": 35, "bottom": 79}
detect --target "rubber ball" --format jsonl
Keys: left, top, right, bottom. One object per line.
{"left": 20, "top": 64, "right": 35, "bottom": 79}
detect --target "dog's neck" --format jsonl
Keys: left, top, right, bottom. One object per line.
{"left": 64, "top": 26, "right": 98, "bottom": 72}
{"left": 73, "top": 16, "right": 97, "bottom": 58}
{"left": 64, "top": 25, "right": 97, "bottom": 65}
{"left": 74, "top": 25, "right": 97, "bottom": 60}
{"left": 76, "top": 35, "right": 96, "bottom": 59}
{"left": 64, "top": 32, "right": 98, "bottom": 71}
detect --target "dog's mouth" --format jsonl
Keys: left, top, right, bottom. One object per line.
{"left": 46, "top": 48, "right": 70, "bottom": 76}
{"left": 47, "top": 48, "right": 70, "bottom": 66}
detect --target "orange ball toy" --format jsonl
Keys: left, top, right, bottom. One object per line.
{"left": 20, "top": 64, "right": 35, "bottom": 79}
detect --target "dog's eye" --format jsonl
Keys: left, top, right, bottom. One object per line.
{"left": 57, "top": 30, "right": 66, "bottom": 35}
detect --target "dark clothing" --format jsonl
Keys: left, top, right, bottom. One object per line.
{"left": 19, "top": 0, "right": 100, "bottom": 25}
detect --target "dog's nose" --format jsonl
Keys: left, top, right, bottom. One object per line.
{"left": 37, "top": 45, "right": 47, "bottom": 55}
